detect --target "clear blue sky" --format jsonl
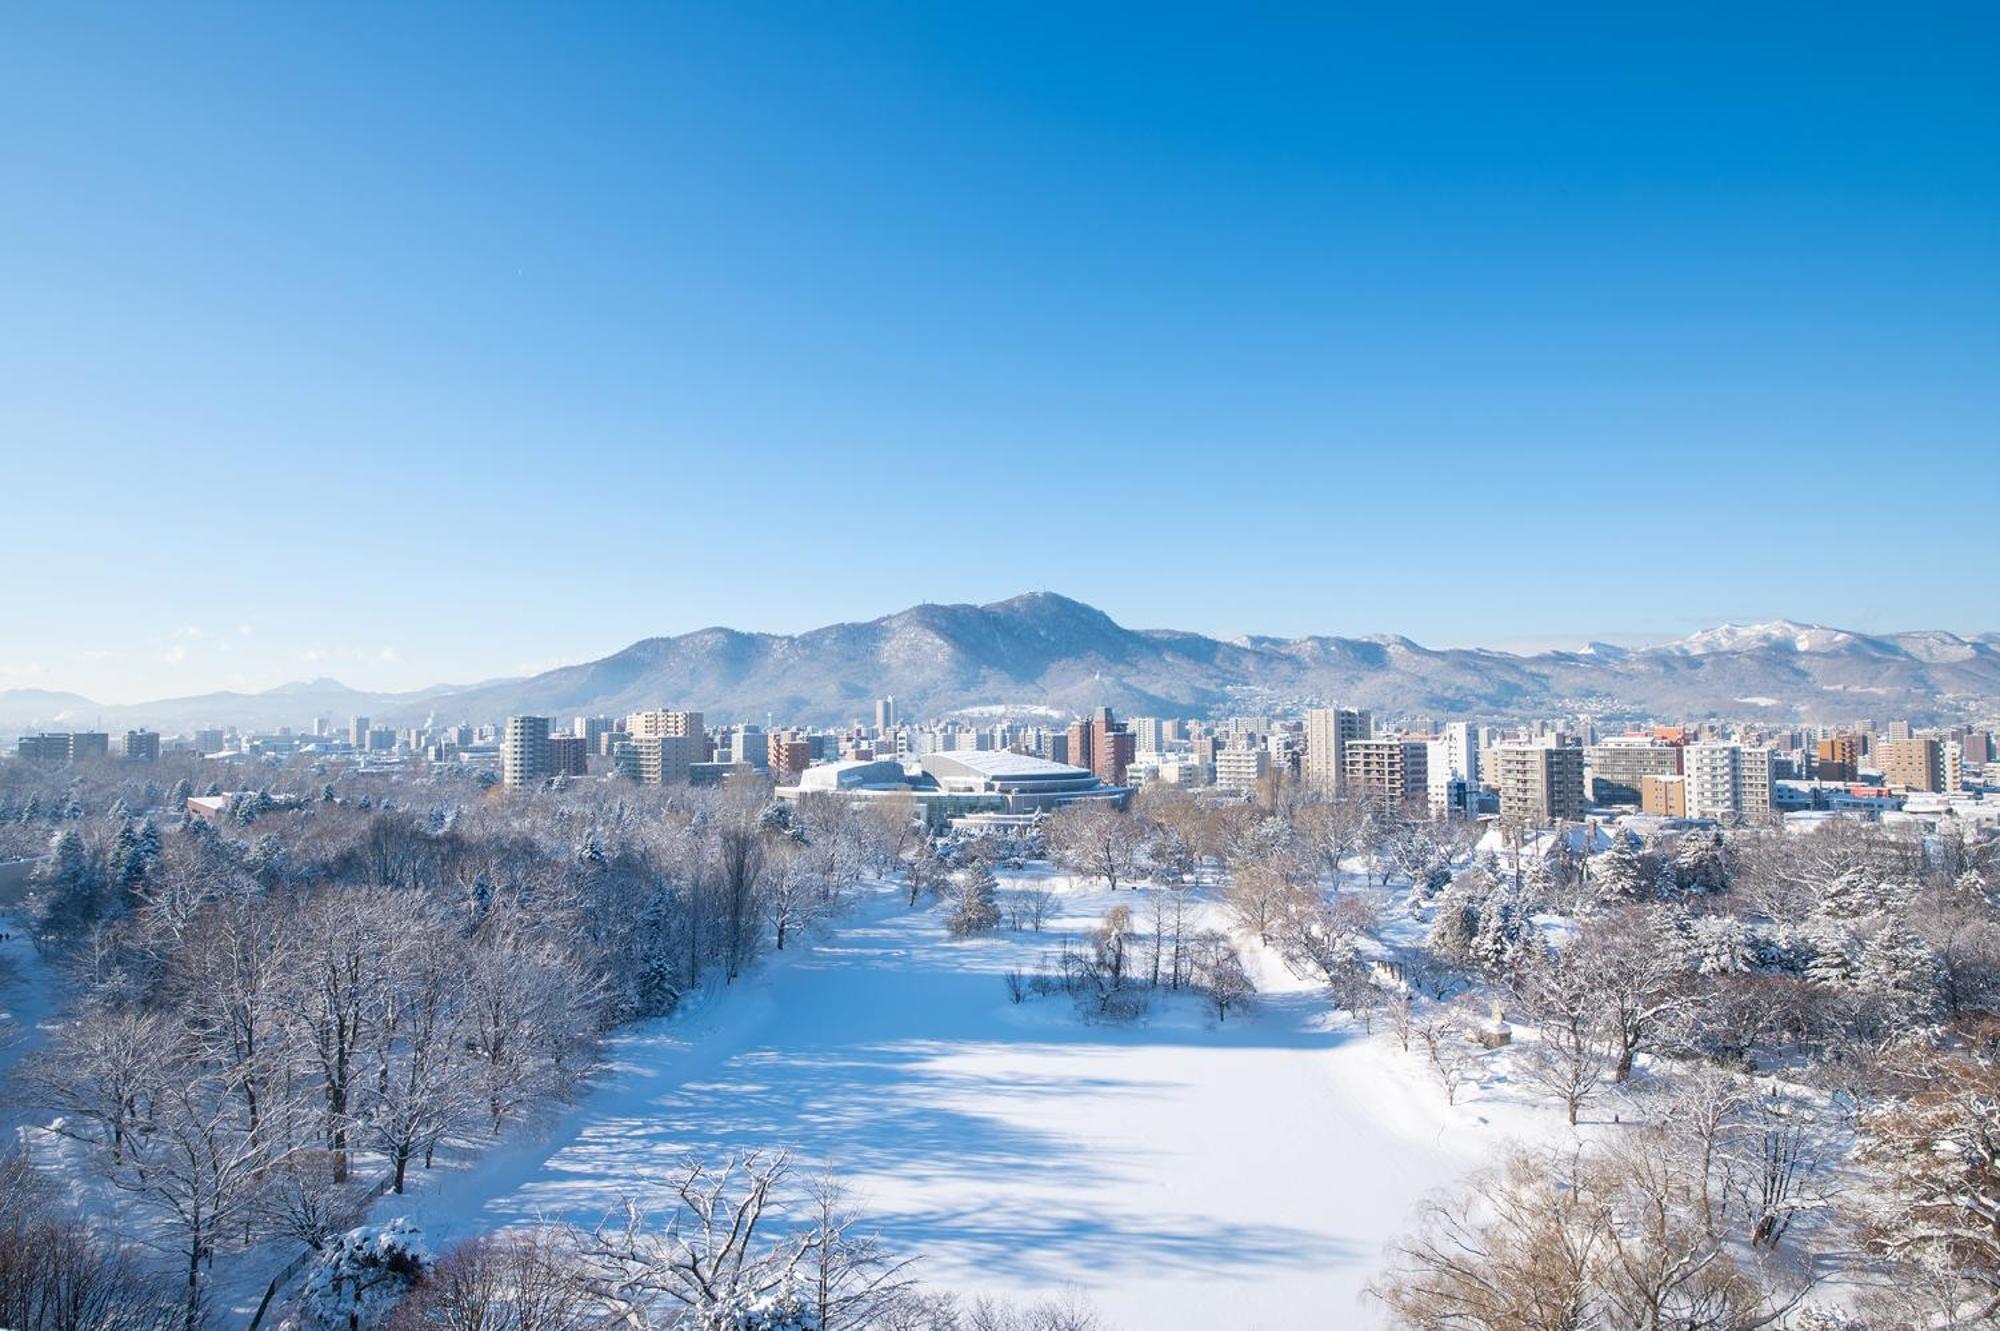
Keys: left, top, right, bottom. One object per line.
{"left": 3, "top": 4, "right": 1996, "bottom": 701}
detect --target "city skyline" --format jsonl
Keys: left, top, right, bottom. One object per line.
{"left": 4, "top": 6, "right": 1996, "bottom": 699}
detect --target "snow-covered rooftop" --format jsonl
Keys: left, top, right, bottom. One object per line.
{"left": 923, "top": 750, "right": 1087, "bottom": 779}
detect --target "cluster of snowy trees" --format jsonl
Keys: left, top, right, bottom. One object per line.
{"left": 1, "top": 762, "right": 917, "bottom": 1328}
{"left": 1041, "top": 784, "right": 1473, "bottom": 901}
{"left": 1374, "top": 1093, "right": 1828, "bottom": 1330}
{"left": 995, "top": 894, "right": 1249, "bottom": 1025}
{"left": 0, "top": 1149, "right": 185, "bottom": 1330}
{"left": 1372, "top": 810, "right": 2000, "bottom": 1327}
{"left": 288, "top": 1152, "right": 1101, "bottom": 1331}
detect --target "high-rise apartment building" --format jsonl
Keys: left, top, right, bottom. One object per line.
{"left": 1682, "top": 744, "right": 1774, "bottom": 819}
{"left": 1815, "top": 734, "right": 1860, "bottom": 783}
{"left": 629, "top": 733, "right": 695, "bottom": 785}
{"left": 1425, "top": 722, "right": 1480, "bottom": 818}
{"left": 64, "top": 731, "right": 109, "bottom": 761}
{"left": 1342, "top": 738, "right": 1430, "bottom": 810}
{"left": 1583, "top": 741, "right": 1683, "bottom": 805}
{"left": 728, "top": 725, "right": 768, "bottom": 769}
{"left": 1068, "top": 707, "right": 1135, "bottom": 787}
{"left": 1879, "top": 737, "right": 1946, "bottom": 792}
{"left": 16, "top": 734, "right": 69, "bottom": 764}
{"left": 1213, "top": 745, "right": 1270, "bottom": 794}
{"left": 349, "top": 716, "right": 370, "bottom": 749}
{"left": 547, "top": 733, "right": 589, "bottom": 777}
{"left": 628, "top": 709, "right": 704, "bottom": 746}
{"left": 768, "top": 731, "right": 813, "bottom": 785}
{"left": 1439, "top": 721, "right": 1479, "bottom": 788}
{"left": 1491, "top": 743, "right": 1587, "bottom": 825}
{"left": 1740, "top": 746, "right": 1774, "bottom": 815}
{"left": 1304, "top": 707, "right": 1372, "bottom": 793}
{"left": 874, "top": 697, "right": 896, "bottom": 732}
{"left": 574, "top": 715, "right": 614, "bottom": 751}
{"left": 121, "top": 730, "right": 160, "bottom": 763}
{"left": 502, "top": 715, "right": 552, "bottom": 787}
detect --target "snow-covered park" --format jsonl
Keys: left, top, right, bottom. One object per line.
{"left": 374, "top": 868, "right": 1552, "bottom": 1329}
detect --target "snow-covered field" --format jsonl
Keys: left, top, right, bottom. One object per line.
{"left": 0, "top": 914, "right": 55, "bottom": 1121}
{"left": 379, "top": 869, "right": 1563, "bottom": 1329}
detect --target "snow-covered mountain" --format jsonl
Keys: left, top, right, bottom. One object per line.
{"left": 387, "top": 597, "right": 2000, "bottom": 725}
{"left": 1648, "top": 620, "right": 1867, "bottom": 656}
{"left": 8, "top": 595, "right": 1997, "bottom": 733}
{"left": 1644, "top": 619, "right": 2000, "bottom": 665}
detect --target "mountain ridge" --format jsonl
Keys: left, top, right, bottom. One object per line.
{"left": 5, "top": 593, "right": 1997, "bottom": 733}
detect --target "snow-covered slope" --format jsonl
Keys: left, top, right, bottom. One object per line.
{"left": 1647, "top": 621, "right": 1865, "bottom": 656}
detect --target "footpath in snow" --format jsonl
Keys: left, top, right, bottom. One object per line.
{"left": 385, "top": 871, "right": 1549, "bottom": 1330}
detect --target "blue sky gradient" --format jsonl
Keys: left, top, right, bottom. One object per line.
{"left": 2, "top": 5, "right": 1995, "bottom": 699}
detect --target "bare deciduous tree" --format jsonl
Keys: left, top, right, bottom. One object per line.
{"left": 1046, "top": 803, "right": 1144, "bottom": 893}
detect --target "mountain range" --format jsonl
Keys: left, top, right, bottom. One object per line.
{"left": 6, "top": 593, "right": 1999, "bottom": 735}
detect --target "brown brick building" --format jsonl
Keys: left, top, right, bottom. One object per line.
{"left": 768, "top": 732, "right": 814, "bottom": 786}
{"left": 1815, "top": 734, "right": 1860, "bottom": 783}
{"left": 1067, "top": 707, "right": 1136, "bottom": 787}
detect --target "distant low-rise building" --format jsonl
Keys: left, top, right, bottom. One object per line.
{"left": 1641, "top": 772, "right": 1688, "bottom": 818}
{"left": 15, "top": 732, "right": 109, "bottom": 765}
{"left": 1214, "top": 746, "right": 1270, "bottom": 794}
{"left": 776, "top": 751, "right": 1131, "bottom": 830}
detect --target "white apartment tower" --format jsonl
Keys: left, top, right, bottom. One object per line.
{"left": 1427, "top": 720, "right": 1480, "bottom": 814}
{"left": 1440, "top": 721, "right": 1479, "bottom": 787}
{"left": 1304, "top": 707, "right": 1372, "bottom": 792}
{"left": 502, "top": 715, "right": 552, "bottom": 787}
{"left": 1681, "top": 744, "right": 1774, "bottom": 820}
{"left": 627, "top": 709, "right": 704, "bottom": 743}
{"left": 630, "top": 733, "right": 696, "bottom": 785}
{"left": 1214, "top": 745, "right": 1271, "bottom": 794}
